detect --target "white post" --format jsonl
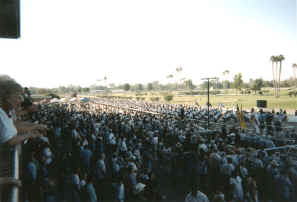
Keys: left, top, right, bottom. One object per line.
{"left": 10, "top": 145, "right": 19, "bottom": 202}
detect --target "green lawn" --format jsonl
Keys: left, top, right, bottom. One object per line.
{"left": 172, "top": 94, "right": 297, "bottom": 110}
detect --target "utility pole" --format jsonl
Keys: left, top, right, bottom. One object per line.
{"left": 201, "top": 77, "right": 218, "bottom": 129}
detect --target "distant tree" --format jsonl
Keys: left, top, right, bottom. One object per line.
{"left": 123, "top": 83, "right": 131, "bottom": 91}
{"left": 147, "top": 83, "right": 153, "bottom": 91}
{"left": 77, "top": 86, "right": 82, "bottom": 93}
{"left": 233, "top": 73, "right": 243, "bottom": 94}
{"left": 263, "top": 80, "right": 274, "bottom": 88}
{"left": 283, "top": 78, "right": 297, "bottom": 87}
{"left": 200, "top": 81, "right": 209, "bottom": 89}
{"left": 280, "top": 80, "right": 291, "bottom": 88}
{"left": 152, "top": 81, "right": 160, "bottom": 91}
{"left": 136, "top": 84, "right": 143, "bottom": 91}
{"left": 184, "top": 79, "right": 195, "bottom": 90}
{"left": 251, "top": 78, "right": 264, "bottom": 94}
{"left": 222, "top": 80, "right": 231, "bottom": 89}
{"left": 82, "top": 88, "right": 90, "bottom": 93}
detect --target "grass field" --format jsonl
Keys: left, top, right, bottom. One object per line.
{"left": 173, "top": 94, "right": 297, "bottom": 110}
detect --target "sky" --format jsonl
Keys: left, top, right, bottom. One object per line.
{"left": 0, "top": 0, "right": 296, "bottom": 88}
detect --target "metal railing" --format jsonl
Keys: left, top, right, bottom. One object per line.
{"left": 10, "top": 145, "right": 19, "bottom": 202}
{"left": 0, "top": 144, "right": 20, "bottom": 202}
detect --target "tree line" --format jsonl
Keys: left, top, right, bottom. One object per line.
{"left": 28, "top": 75, "right": 297, "bottom": 96}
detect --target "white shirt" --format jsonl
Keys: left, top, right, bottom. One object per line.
{"left": 185, "top": 191, "right": 209, "bottom": 202}
{"left": 115, "top": 183, "right": 125, "bottom": 200}
{"left": 0, "top": 108, "right": 17, "bottom": 144}
{"left": 80, "top": 179, "right": 86, "bottom": 187}
{"left": 43, "top": 147, "right": 52, "bottom": 158}
{"left": 128, "top": 162, "right": 138, "bottom": 171}
{"left": 121, "top": 140, "right": 127, "bottom": 151}
{"left": 230, "top": 176, "right": 244, "bottom": 200}
{"left": 73, "top": 174, "right": 80, "bottom": 189}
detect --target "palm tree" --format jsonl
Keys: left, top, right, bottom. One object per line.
{"left": 166, "top": 74, "right": 174, "bottom": 80}
{"left": 270, "top": 56, "right": 278, "bottom": 97}
{"left": 96, "top": 76, "right": 108, "bottom": 87}
{"left": 292, "top": 63, "right": 297, "bottom": 80}
{"left": 222, "top": 70, "right": 230, "bottom": 89}
{"left": 277, "top": 55, "right": 285, "bottom": 97}
{"left": 175, "top": 66, "right": 183, "bottom": 89}
{"left": 222, "top": 70, "right": 230, "bottom": 80}
{"left": 166, "top": 74, "right": 174, "bottom": 86}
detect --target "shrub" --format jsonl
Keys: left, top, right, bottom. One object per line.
{"left": 163, "top": 94, "right": 174, "bottom": 102}
{"left": 150, "top": 97, "right": 160, "bottom": 102}
{"left": 289, "top": 91, "right": 297, "bottom": 97}
{"left": 47, "top": 93, "right": 60, "bottom": 99}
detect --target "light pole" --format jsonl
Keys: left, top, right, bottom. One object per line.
{"left": 201, "top": 77, "right": 218, "bottom": 129}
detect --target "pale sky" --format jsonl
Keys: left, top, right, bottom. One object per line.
{"left": 0, "top": 0, "right": 296, "bottom": 88}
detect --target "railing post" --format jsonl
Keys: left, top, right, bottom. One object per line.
{"left": 10, "top": 145, "right": 19, "bottom": 202}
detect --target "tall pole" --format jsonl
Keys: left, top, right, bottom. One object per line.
{"left": 202, "top": 77, "right": 217, "bottom": 129}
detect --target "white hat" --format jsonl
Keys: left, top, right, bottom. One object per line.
{"left": 271, "top": 160, "right": 279, "bottom": 167}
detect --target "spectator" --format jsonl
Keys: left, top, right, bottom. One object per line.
{"left": 81, "top": 175, "right": 98, "bottom": 202}
{"left": 185, "top": 183, "right": 209, "bottom": 202}
{"left": 229, "top": 170, "right": 244, "bottom": 202}
{"left": 112, "top": 177, "right": 125, "bottom": 202}
{"left": 14, "top": 97, "right": 296, "bottom": 202}
{"left": 0, "top": 75, "right": 47, "bottom": 146}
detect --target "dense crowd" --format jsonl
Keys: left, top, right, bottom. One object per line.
{"left": 19, "top": 100, "right": 297, "bottom": 202}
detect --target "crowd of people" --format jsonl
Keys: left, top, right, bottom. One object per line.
{"left": 19, "top": 98, "right": 296, "bottom": 202}
{"left": 1, "top": 75, "right": 297, "bottom": 202}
